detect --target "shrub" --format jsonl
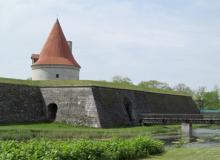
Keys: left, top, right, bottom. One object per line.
{"left": 0, "top": 137, "right": 164, "bottom": 160}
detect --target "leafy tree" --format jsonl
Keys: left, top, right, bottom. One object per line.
{"left": 173, "top": 83, "right": 193, "bottom": 95}
{"left": 203, "top": 91, "right": 219, "bottom": 109}
{"left": 193, "top": 86, "right": 206, "bottom": 109}
{"left": 138, "top": 80, "right": 171, "bottom": 90}
{"left": 194, "top": 86, "right": 220, "bottom": 109}
{"left": 203, "top": 86, "right": 220, "bottom": 109}
{"left": 112, "top": 76, "right": 133, "bottom": 85}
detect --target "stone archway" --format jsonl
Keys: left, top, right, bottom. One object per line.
{"left": 123, "top": 97, "right": 133, "bottom": 122}
{"left": 47, "top": 103, "right": 58, "bottom": 122}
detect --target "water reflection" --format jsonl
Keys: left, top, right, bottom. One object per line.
{"left": 154, "top": 128, "right": 220, "bottom": 147}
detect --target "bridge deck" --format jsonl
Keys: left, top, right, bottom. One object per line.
{"left": 140, "top": 114, "right": 220, "bottom": 125}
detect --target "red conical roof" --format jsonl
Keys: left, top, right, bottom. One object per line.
{"left": 34, "top": 19, "right": 80, "bottom": 67}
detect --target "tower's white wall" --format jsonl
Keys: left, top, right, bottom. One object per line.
{"left": 32, "top": 64, "right": 80, "bottom": 80}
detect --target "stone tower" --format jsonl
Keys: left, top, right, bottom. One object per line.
{"left": 31, "top": 19, "right": 81, "bottom": 80}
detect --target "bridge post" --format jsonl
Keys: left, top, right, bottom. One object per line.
{"left": 181, "top": 122, "right": 192, "bottom": 142}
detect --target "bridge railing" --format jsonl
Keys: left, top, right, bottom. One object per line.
{"left": 138, "top": 113, "right": 220, "bottom": 120}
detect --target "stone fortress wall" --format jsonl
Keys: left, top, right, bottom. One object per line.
{"left": 0, "top": 84, "right": 46, "bottom": 123}
{"left": 0, "top": 83, "right": 200, "bottom": 128}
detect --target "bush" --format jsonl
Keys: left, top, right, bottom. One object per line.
{"left": 0, "top": 137, "right": 164, "bottom": 160}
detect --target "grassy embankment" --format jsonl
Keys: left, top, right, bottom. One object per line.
{"left": 0, "top": 123, "right": 180, "bottom": 140}
{"left": 1, "top": 122, "right": 217, "bottom": 140}
{"left": 149, "top": 147, "right": 220, "bottom": 160}
{"left": 0, "top": 77, "right": 188, "bottom": 96}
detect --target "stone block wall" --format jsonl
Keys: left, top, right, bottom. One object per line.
{"left": 92, "top": 87, "right": 200, "bottom": 128}
{"left": 0, "top": 84, "right": 199, "bottom": 128}
{"left": 0, "top": 83, "right": 46, "bottom": 123}
{"left": 40, "top": 87, "right": 100, "bottom": 127}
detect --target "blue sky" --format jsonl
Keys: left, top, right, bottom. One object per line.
{"left": 0, "top": 0, "right": 220, "bottom": 89}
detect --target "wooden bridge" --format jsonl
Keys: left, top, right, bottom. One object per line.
{"left": 139, "top": 113, "right": 220, "bottom": 142}
{"left": 139, "top": 113, "right": 220, "bottom": 125}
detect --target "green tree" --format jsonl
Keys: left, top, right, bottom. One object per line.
{"left": 193, "top": 86, "right": 206, "bottom": 109}
{"left": 194, "top": 86, "right": 220, "bottom": 110}
{"left": 203, "top": 86, "right": 220, "bottom": 109}
{"left": 138, "top": 80, "right": 171, "bottom": 90}
{"left": 173, "top": 83, "right": 193, "bottom": 95}
{"left": 112, "top": 76, "right": 133, "bottom": 85}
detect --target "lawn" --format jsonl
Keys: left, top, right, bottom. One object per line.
{"left": 0, "top": 123, "right": 216, "bottom": 141}
{"left": 0, "top": 123, "right": 180, "bottom": 140}
{"left": 149, "top": 147, "right": 220, "bottom": 160}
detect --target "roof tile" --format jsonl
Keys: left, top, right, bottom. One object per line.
{"left": 34, "top": 19, "right": 80, "bottom": 68}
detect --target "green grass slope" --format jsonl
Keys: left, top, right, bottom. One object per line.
{"left": 0, "top": 77, "right": 188, "bottom": 96}
{"left": 0, "top": 123, "right": 179, "bottom": 140}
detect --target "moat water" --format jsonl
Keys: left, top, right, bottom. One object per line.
{"left": 186, "top": 128, "right": 220, "bottom": 147}
{"left": 154, "top": 127, "right": 220, "bottom": 147}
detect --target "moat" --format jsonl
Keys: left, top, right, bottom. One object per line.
{"left": 154, "top": 125, "right": 220, "bottom": 147}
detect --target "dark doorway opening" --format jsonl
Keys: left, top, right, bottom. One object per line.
{"left": 123, "top": 97, "right": 133, "bottom": 122}
{"left": 47, "top": 103, "right": 58, "bottom": 122}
